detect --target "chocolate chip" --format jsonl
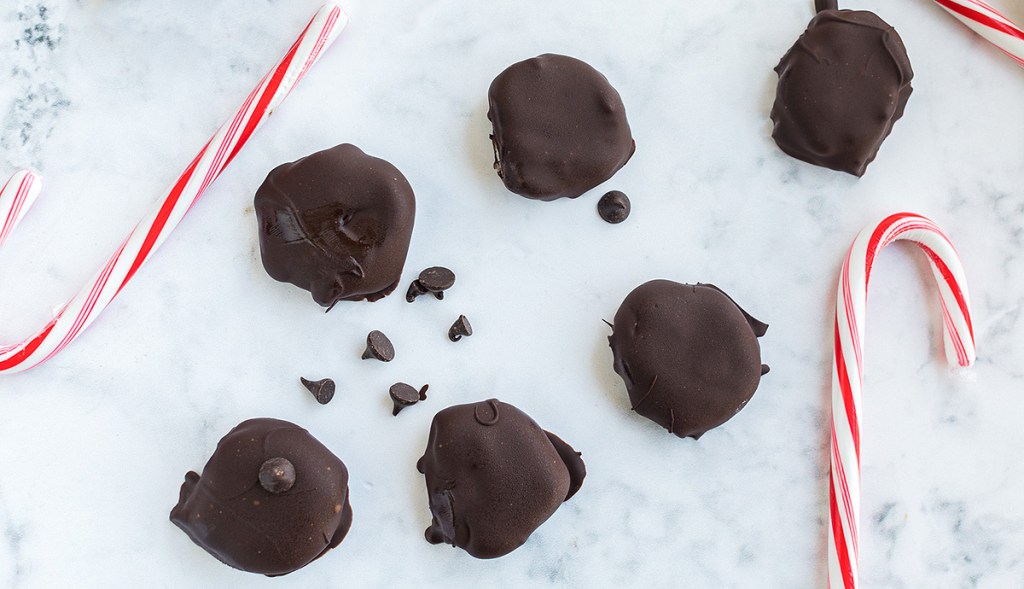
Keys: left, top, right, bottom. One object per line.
{"left": 300, "top": 377, "right": 335, "bottom": 405}
{"left": 407, "top": 267, "right": 456, "bottom": 302}
{"left": 390, "top": 382, "right": 424, "bottom": 416}
{"left": 418, "top": 384, "right": 429, "bottom": 401}
{"left": 361, "top": 330, "right": 395, "bottom": 362}
{"left": 258, "top": 457, "right": 296, "bottom": 494}
{"left": 597, "top": 190, "right": 631, "bottom": 224}
{"left": 448, "top": 315, "right": 473, "bottom": 342}
{"left": 418, "top": 266, "right": 456, "bottom": 293}
{"left": 406, "top": 280, "right": 428, "bottom": 302}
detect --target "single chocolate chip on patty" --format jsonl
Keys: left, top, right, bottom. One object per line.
{"left": 258, "top": 457, "right": 297, "bottom": 494}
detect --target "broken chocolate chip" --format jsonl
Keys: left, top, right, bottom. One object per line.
{"left": 362, "top": 330, "right": 395, "bottom": 362}
{"left": 448, "top": 315, "right": 473, "bottom": 342}
{"left": 597, "top": 190, "right": 630, "bottom": 224}
{"left": 300, "top": 377, "right": 336, "bottom": 405}
{"left": 258, "top": 457, "right": 296, "bottom": 494}
{"left": 406, "top": 280, "right": 429, "bottom": 302}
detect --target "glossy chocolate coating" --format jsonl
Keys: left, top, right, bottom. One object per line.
{"left": 487, "top": 54, "right": 635, "bottom": 200}
{"left": 170, "top": 418, "right": 352, "bottom": 576}
{"left": 255, "top": 144, "right": 415, "bottom": 307}
{"left": 770, "top": 8, "right": 913, "bottom": 176}
{"left": 417, "top": 399, "right": 586, "bottom": 558}
{"left": 608, "top": 281, "right": 768, "bottom": 439}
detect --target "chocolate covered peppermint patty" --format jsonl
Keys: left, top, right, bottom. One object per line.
{"left": 608, "top": 281, "right": 769, "bottom": 439}
{"left": 770, "top": 2, "right": 913, "bottom": 176}
{"left": 488, "top": 54, "right": 635, "bottom": 200}
{"left": 417, "top": 399, "right": 585, "bottom": 558}
{"left": 255, "top": 144, "right": 415, "bottom": 308}
{"left": 170, "top": 418, "right": 352, "bottom": 576}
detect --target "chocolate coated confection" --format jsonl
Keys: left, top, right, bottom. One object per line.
{"left": 255, "top": 144, "right": 415, "bottom": 308}
{"left": 487, "top": 54, "right": 635, "bottom": 200}
{"left": 170, "top": 418, "right": 352, "bottom": 576}
{"left": 608, "top": 281, "right": 769, "bottom": 439}
{"left": 417, "top": 399, "right": 586, "bottom": 558}
{"left": 770, "top": 4, "right": 913, "bottom": 176}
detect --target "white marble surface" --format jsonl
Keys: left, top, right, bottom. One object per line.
{"left": 0, "top": 0, "right": 1022, "bottom": 587}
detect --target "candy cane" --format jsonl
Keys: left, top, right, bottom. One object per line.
{"left": 828, "top": 213, "right": 976, "bottom": 589}
{"left": 933, "top": 0, "right": 1024, "bottom": 67}
{"left": 0, "top": 3, "right": 347, "bottom": 374}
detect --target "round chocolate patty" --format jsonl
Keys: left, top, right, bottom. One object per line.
{"left": 170, "top": 418, "right": 352, "bottom": 576}
{"left": 770, "top": 8, "right": 913, "bottom": 176}
{"left": 254, "top": 143, "right": 415, "bottom": 308}
{"left": 608, "top": 281, "right": 769, "bottom": 439}
{"left": 417, "top": 399, "right": 586, "bottom": 558}
{"left": 487, "top": 54, "right": 635, "bottom": 200}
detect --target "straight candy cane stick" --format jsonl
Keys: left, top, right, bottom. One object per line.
{"left": 0, "top": 3, "right": 347, "bottom": 374}
{"left": 828, "top": 213, "right": 976, "bottom": 589}
{"left": 0, "top": 170, "right": 42, "bottom": 249}
{"left": 933, "top": 0, "right": 1024, "bottom": 67}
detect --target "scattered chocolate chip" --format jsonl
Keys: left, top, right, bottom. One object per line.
{"left": 418, "top": 267, "right": 456, "bottom": 293}
{"left": 390, "top": 382, "right": 424, "bottom": 416}
{"left": 361, "top": 330, "right": 395, "bottom": 362}
{"left": 300, "top": 377, "right": 336, "bottom": 405}
{"left": 258, "top": 457, "right": 296, "bottom": 494}
{"left": 406, "top": 280, "right": 428, "bottom": 302}
{"left": 418, "top": 384, "right": 429, "bottom": 401}
{"left": 448, "top": 315, "right": 473, "bottom": 342}
{"left": 597, "top": 190, "right": 631, "bottom": 224}
{"left": 407, "top": 267, "right": 457, "bottom": 302}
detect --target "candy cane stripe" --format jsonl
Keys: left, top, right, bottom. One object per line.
{"left": 933, "top": 0, "right": 1024, "bottom": 67}
{"left": 827, "top": 213, "right": 975, "bottom": 588}
{"left": 0, "top": 3, "right": 348, "bottom": 374}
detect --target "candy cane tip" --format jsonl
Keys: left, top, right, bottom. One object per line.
{"left": 948, "top": 364, "right": 977, "bottom": 379}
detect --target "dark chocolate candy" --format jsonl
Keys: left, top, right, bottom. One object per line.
{"left": 417, "top": 399, "right": 586, "bottom": 558}
{"left": 770, "top": 6, "right": 913, "bottom": 176}
{"left": 607, "top": 281, "right": 768, "bottom": 439}
{"left": 487, "top": 54, "right": 635, "bottom": 200}
{"left": 362, "top": 330, "right": 395, "bottom": 362}
{"left": 255, "top": 144, "right": 415, "bottom": 308}
{"left": 390, "top": 382, "right": 427, "bottom": 416}
{"left": 170, "top": 418, "right": 352, "bottom": 576}
{"left": 447, "top": 315, "right": 472, "bottom": 342}
{"left": 418, "top": 267, "right": 456, "bottom": 293}
{"left": 597, "top": 190, "right": 631, "bottom": 224}
{"left": 300, "top": 377, "right": 336, "bottom": 405}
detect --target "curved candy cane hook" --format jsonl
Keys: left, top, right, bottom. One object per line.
{"left": 828, "top": 212, "right": 976, "bottom": 589}
{"left": 0, "top": 3, "right": 347, "bottom": 375}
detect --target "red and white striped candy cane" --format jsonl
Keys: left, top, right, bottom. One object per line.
{"left": 933, "top": 0, "right": 1024, "bottom": 67}
{"left": 829, "top": 213, "right": 976, "bottom": 589}
{"left": 0, "top": 169, "right": 42, "bottom": 250}
{"left": 0, "top": 3, "right": 347, "bottom": 374}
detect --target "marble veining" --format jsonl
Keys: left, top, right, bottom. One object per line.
{"left": 0, "top": 0, "right": 1022, "bottom": 587}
